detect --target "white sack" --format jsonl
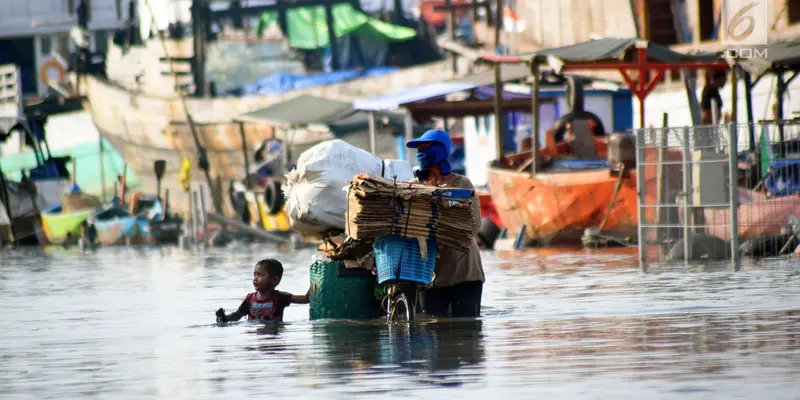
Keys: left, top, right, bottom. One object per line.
{"left": 283, "top": 140, "right": 414, "bottom": 236}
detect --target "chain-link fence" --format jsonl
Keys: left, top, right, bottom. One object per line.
{"left": 635, "top": 120, "right": 800, "bottom": 270}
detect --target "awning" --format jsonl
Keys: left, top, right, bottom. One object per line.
{"left": 733, "top": 40, "right": 800, "bottom": 77}
{"left": 235, "top": 94, "right": 355, "bottom": 126}
{"left": 438, "top": 37, "right": 720, "bottom": 65}
{"left": 234, "top": 94, "right": 408, "bottom": 135}
{"left": 529, "top": 37, "right": 719, "bottom": 64}
{"left": 353, "top": 64, "right": 531, "bottom": 111}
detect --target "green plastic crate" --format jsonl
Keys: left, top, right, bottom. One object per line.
{"left": 309, "top": 260, "right": 383, "bottom": 320}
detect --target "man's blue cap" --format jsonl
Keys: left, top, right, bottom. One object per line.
{"left": 406, "top": 129, "right": 451, "bottom": 155}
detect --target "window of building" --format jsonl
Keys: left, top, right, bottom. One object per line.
{"left": 94, "top": 30, "right": 108, "bottom": 54}
{"left": 698, "top": 0, "right": 715, "bottom": 41}
{"left": 40, "top": 36, "right": 52, "bottom": 56}
{"left": 789, "top": 0, "right": 800, "bottom": 24}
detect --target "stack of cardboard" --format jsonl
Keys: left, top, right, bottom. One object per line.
{"left": 345, "top": 174, "right": 475, "bottom": 252}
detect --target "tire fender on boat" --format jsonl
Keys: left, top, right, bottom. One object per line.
{"left": 262, "top": 181, "right": 285, "bottom": 215}
{"left": 228, "top": 181, "right": 251, "bottom": 224}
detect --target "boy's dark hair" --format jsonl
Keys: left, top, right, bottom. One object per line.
{"left": 255, "top": 259, "right": 284, "bottom": 277}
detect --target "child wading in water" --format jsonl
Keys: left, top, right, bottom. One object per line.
{"left": 216, "top": 259, "right": 309, "bottom": 323}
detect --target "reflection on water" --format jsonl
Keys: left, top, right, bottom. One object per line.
{"left": 1, "top": 245, "right": 799, "bottom": 398}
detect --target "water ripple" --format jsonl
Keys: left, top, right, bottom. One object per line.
{"left": 1, "top": 245, "right": 799, "bottom": 398}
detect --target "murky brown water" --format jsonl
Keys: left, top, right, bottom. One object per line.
{"left": 1, "top": 245, "right": 799, "bottom": 399}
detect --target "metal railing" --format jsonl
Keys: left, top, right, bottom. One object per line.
{"left": 635, "top": 120, "right": 800, "bottom": 271}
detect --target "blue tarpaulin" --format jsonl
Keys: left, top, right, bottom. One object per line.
{"left": 239, "top": 67, "right": 398, "bottom": 95}
{"left": 764, "top": 159, "right": 800, "bottom": 197}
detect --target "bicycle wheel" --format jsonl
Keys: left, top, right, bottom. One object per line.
{"left": 388, "top": 293, "right": 414, "bottom": 322}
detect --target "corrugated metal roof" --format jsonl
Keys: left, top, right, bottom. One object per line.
{"left": 234, "top": 94, "right": 409, "bottom": 134}
{"left": 736, "top": 40, "right": 800, "bottom": 77}
{"left": 353, "top": 64, "right": 531, "bottom": 111}
{"left": 532, "top": 37, "right": 719, "bottom": 63}
{"left": 235, "top": 94, "right": 355, "bottom": 126}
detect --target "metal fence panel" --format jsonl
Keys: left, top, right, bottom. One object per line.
{"left": 635, "top": 120, "right": 800, "bottom": 270}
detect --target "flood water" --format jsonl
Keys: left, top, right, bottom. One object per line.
{"left": 1, "top": 245, "right": 799, "bottom": 399}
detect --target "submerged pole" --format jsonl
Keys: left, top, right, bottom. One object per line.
{"left": 656, "top": 113, "right": 669, "bottom": 243}
{"left": 635, "top": 129, "right": 647, "bottom": 272}
{"left": 681, "top": 127, "right": 691, "bottom": 264}
{"left": 199, "top": 184, "right": 208, "bottom": 242}
{"left": 728, "top": 122, "right": 740, "bottom": 271}
{"left": 493, "top": 63, "right": 504, "bottom": 160}
{"left": 187, "top": 189, "right": 195, "bottom": 244}
{"left": 530, "top": 62, "right": 541, "bottom": 176}
{"left": 99, "top": 136, "right": 105, "bottom": 202}
{"left": 192, "top": 190, "right": 199, "bottom": 243}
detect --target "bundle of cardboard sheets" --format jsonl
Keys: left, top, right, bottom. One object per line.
{"left": 345, "top": 174, "right": 476, "bottom": 252}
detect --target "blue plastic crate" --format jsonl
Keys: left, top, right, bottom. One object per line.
{"left": 373, "top": 236, "right": 437, "bottom": 285}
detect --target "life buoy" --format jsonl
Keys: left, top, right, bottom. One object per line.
{"left": 39, "top": 59, "right": 66, "bottom": 87}
{"left": 262, "top": 181, "right": 285, "bottom": 215}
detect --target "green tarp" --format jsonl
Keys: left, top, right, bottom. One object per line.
{"left": 257, "top": 3, "right": 416, "bottom": 50}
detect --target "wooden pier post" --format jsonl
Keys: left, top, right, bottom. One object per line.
{"left": 239, "top": 121, "right": 250, "bottom": 186}
{"left": 493, "top": 63, "right": 504, "bottom": 160}
{"left": 199, "top": 184, "right": 208, "bottom": 242}
{"left": 530, "top": 62, "right": 540, "bottom": 176}
{"left": 728, "top": 123, "right": 740, "bottom": 271}
{"left": 656, "top": 113, "right": 669, "bottom": 243}
{"left": 98, "top": 136, "right": 105, "bottom": 201}
{"left": 191, "top": 189, "right": 199, "bottom": 243}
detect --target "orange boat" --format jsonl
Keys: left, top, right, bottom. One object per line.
{"left": 472, "top": 38, "right": 729, "bottom": 246}
{"left": 487, "top": 131, "right": 684, "bottom": 245}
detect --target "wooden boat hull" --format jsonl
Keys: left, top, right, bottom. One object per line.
{"left": 702, "top": 189, "right": 800, "bottom": 241}
{"left": 94, "top": 216, "right": 152, "bottom": 246}
{"left": 487, "top": 167, "right": 639, "bottom": 244}
{"left": 487, "top": 145, "right": 687, "bottom": 244}
{"left": 40, "top": 210, "right": 92, "bottom": 245}
{"left": 149, "top": 218, "right": 183, "bottom": 244}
